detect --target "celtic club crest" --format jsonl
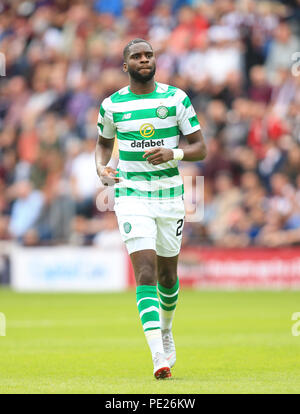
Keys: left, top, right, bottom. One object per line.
{"left": 156, "top": 106, "right": 169, "bottom": 119}
{"left": 124, "top": 222, "right": 132, "bottom": 234}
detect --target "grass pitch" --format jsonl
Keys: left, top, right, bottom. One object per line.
{"left": 0, "top": 289, "right": 300, "bottom": 394}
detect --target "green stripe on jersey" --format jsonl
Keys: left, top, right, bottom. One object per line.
{"left": 97, "top": 122, "right": 103, "bottom": 133}
{"left": 99, "top": 105, "right": 105, "bottom": 117}
{"left": 119, "top": 147, "right": 178, "bottom": 161}
{"left": 189, "top": 115, "right": 199, "bottom": 127}
{"left": 117, "top": 125, "right": 180, "bottom": 141}
{"left": 115, "top": 184, "right": 184, "bottom": 198}
{"left": 113, "top": 106, "right": 176, "bottom": 123}
{"left": 119, "top": 151, "right": 149, "bottom": 161}
{"left": 117, "top": 167, "right": 179, "bottom": 181}
{"left": 182, "top": 96, "right": 192, "bottom": 108}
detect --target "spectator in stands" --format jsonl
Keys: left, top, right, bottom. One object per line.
{"left": 70, "top": 138, "right": 100, "bottom": 218}
{"left": 93, "top": 0, "right": 123, "bottom": 17}
{"left": 248, "top": 65, "right": 273, "bottom": 104}
{"left": 223, "top": 98, "right": 250, "bottom": 149}
{"left": 201, "top": 138, "right": 233, "bottom": 184}
{"left": 207, "top": 171, "right": 243, "bottom": 243}
{"left": 266, "top": 21, "right": 300, "bottom": 82}
{"left": 8, "top": 180, "right": 44, "bottom": 241}
{"left": 34, "top": 172, "right": 75, "bottom": 244}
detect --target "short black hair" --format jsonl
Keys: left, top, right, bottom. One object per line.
{"left": 123, "top": 38, "right": 153, "bottom": 61}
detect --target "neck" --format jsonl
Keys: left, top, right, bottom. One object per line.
{"left": 129, "top": 78, "right": 156, "bottom": 95}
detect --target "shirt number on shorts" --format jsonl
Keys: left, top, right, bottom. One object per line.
{"left": 176, "top": 219, "right": 184, "bottom": 236}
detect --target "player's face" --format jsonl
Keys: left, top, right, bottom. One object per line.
{"left": 124, "top": 43, "right": 156, "bottom": 83}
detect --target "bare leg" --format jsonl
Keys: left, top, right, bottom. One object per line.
{"left": 157, "top": 254, "right": 178, "bottom": 288}
{"left": 130, "top": 249, "right": 157, "bottom": 286}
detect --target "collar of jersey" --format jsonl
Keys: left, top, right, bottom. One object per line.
{"left": 128, "top": 82, "right": 158, "bottom": 98}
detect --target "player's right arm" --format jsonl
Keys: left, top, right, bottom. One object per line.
{"left": 95, "top": 99, "right": 121, "bottom": 186}
{"left": 95, "top": 136, "right": 121, "bottom": 186}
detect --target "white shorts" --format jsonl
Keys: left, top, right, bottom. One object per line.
{"left": 114, "top": 198, "right": 185, "bottom": 257}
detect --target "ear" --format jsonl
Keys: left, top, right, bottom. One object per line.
{"left": 123, "top": 62, "right": 128, "bottom": 73}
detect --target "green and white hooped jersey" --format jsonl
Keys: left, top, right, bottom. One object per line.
{"left": 97, "top": 82, "right": 201, "bottom": 201}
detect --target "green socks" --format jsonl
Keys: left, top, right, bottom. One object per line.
{"left": 136, "top": 285, "right": 160, "bottom": 332}
{"left": 157, "top": 277, "right": 179, "bottom": 330}
{"left": 136, "top": 285, "right": 164, "bottom": 356}
{"left": 136, "top": 280, "right": 179, "bottom": 356}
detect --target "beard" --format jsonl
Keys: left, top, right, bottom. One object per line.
{"left": 128, "top": 64, "right": 156, "bottom": 83}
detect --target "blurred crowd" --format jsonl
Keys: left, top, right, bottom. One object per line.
{"left": 0, "top": 0, "right": 300, "bottom": 248}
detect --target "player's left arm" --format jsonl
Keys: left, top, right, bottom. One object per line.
{"left": 178, "top": 129, "right": 207, "bottom": 161}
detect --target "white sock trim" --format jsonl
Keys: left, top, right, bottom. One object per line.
{"left": 140, "top": 306, "right": 160, "bottom": 319}
{"left": 159, "top": 299, "right": 178, "bottom": 307}
{"left": 157, "top": 288, "right": 179, "bottom": 298}
{"left": 137, "top": 297, "right": 159, "bottom": 307}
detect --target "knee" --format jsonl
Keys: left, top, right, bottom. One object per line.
{"left": 136, "top": 263, "right": 156, "bottom": 286}
{"left": 158, "top": 271, "right": 177, "bottom": 289}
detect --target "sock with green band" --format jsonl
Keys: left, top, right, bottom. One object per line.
{"left": 157, "top": 277, "right": 179, "bottom": 331}
{"left": 136, "top": 285, "right": 164, "bottom": 356}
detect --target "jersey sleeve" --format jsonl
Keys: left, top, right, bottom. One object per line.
{"left": 176, "top": 91, "right": 201, "bottom": 136}
{"left": 97, "top": 98, "right": 116, "bottom": 139}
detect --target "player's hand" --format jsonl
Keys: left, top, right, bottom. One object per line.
{"left": 143, "top": 148, "right": 174, "bottom": 165}
{"left": 96, "top": 165, "right": 122, "bottom": 186}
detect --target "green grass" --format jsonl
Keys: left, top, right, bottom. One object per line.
{"left": 0, "top": 289, "right": 300, "bottom": 394}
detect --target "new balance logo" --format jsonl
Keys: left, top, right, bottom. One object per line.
{"left": 122, "top": 113, "right": 132, "bottom": 120}
{"left": 131, "top": 139, "right": 165, "bottom": 149}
